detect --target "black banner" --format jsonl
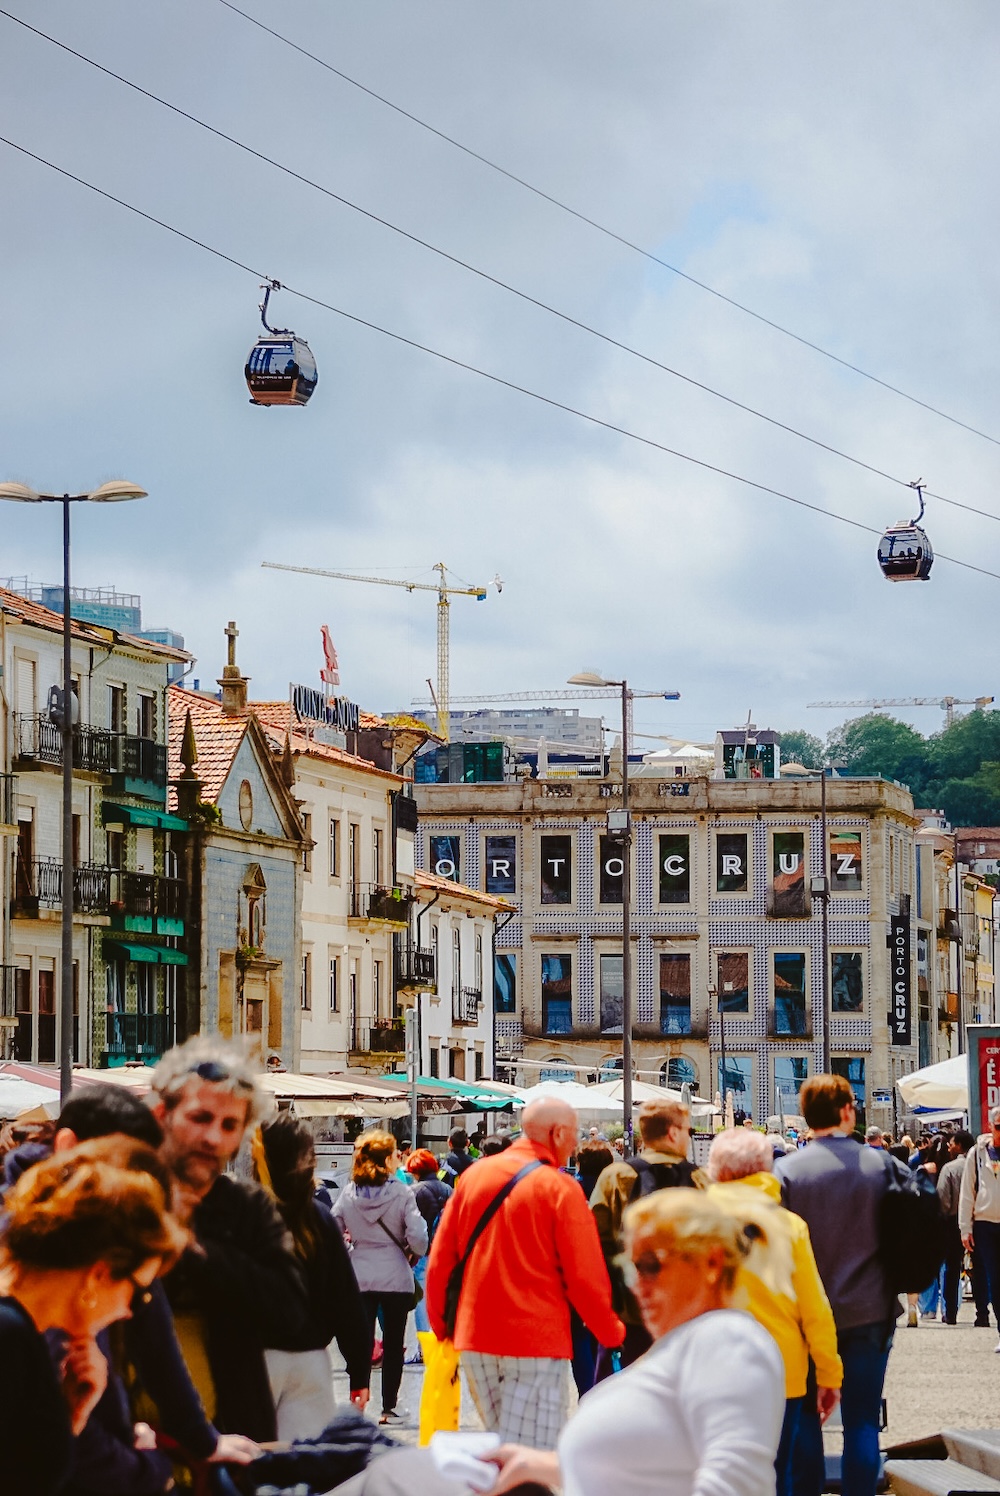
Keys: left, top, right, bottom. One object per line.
{"left": 888, "top": 914, "right": 911, "bottom": 1045}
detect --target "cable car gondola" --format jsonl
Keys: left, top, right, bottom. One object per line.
{"left": 245, "top": 280, "right": 317, "bottom": 407}
{"left": 877, "top": 481, "right": 933, "bottom": 582}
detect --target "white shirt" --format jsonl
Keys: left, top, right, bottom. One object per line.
{"left": 558, "top": 1309, "right": 784, "bottom": 1496}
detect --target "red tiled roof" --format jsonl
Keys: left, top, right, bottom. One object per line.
{"left": 0, "top": 588, "right": 189, "bottom": 660}
{"left": 252, "top": 700, "right": 401, "bottom": 783}
{"left": 414, "top": 867, "right": 516, "bottom": 912}
{"left": 167, "top": 685, "right": 251, "bottom": 805}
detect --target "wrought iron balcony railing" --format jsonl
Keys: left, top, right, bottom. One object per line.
{"left": 453, "top": 986, "right": 482, "bottom": 1026}
{"left": 394, "top": 945, "right": 436, "bottom": 989}
{"left": 349, "top": 883, "right": 413, "bottom": 924}
{"left": 104, "top": 1009, "right": 173, "bottom": 1060}
{"left": 111, "top": 871, "right": 183, "bottom": 921}
{"left": 0, "top": 773, "right": 17, "bottom": 826}
{"left": 14, "top": 858, "right": 112, "bottom": 915}
{"left": 14, "top": 717, "right": 167, "bottom": 785}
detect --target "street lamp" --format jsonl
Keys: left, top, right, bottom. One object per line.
{"left": 567, "top": 670, "right": 676, "bottom": 1147}
{"left": 0, "top": 481, "right": 147, "bottom": 1103}
{"left": 805, "top": 765, "right": 832, "bottom": 1073}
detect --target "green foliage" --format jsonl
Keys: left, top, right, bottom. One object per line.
{"left": 826, "top": 713, "right": 926, "bottom": 782}
{"left": 777, "top": 729, "right": 824, "bottom": 768}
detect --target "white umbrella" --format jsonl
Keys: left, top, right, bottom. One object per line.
{"left": 0, "top": 1075, "right": 61, "bottom": 1119}
{"left": 897, "top": 1055, "right": 968, "bottom": 1111}
{"left": 517, "top": 1080, "right": 621, "bottom": 1114}
{"left": 589, "top": 1078, "right": 717, "bottom": 1118}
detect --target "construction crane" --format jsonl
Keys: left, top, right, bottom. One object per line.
{"left": 261, "top": 560, "right": 501, "bottom": 741}
{"left": 807, "top": 695, "right": 994, "bottom": 729}
{"left": 409, "top": 686, "right": 681, "bottom": 738}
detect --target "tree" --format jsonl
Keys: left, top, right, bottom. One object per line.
{"left": 825, "top": 714, "right": 928, "bottom": 787}
{"left": 925, "top": 711, "right": 1000, "bottom": 785}
{"left": 778, "top": 729, "right": 824, "bottom": 768}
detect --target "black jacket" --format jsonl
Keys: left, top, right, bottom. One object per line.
{"left": 412, "top": 1178, "right": 452, "bottom": 1241}
{"left": 0, "top": 1297, "right": 74, "bottom": 1496}
{"left": 162, "top": 1174, "right": 309, "bottom": 1440}
{"left": 284, "top": 1200, "right": 372, "bottom": 1391}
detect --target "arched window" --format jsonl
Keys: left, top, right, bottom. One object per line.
{"left": 599, "top": 1055, "right": 623, "bottom": 1081}
{"left": 539, "top": 1059, "right": 574, "bottom": 1084}
{"left": 662, "top": 1056, "right": 697, "bottom": 1091}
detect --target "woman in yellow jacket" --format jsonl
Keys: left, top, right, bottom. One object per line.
{"left": 707, "top": 1129, "right": 843, "bottom": 1496}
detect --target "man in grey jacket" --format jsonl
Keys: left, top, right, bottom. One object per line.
{"left": 776, "top": 1073, "right": 903, "bottom": 1496}
{"left": 959, "top": 1108, "right": 1000, "bottom": 1344}
{"left": 938, "top": 1131, "right": 982, "bottom": 1326}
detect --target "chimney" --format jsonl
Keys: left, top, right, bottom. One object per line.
{"left": 217, "top": 619, "right": 249, "bottom": 716}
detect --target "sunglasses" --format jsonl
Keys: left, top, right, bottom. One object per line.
{"left": 615, "top": 1252, "right": 667, "bottom": 1289}
{"left": 192, "top": 1060, "right": 254, "bottom": 1091}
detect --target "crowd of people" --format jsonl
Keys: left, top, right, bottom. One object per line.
{"left": 0, "top": 1045, "right": 978, "bottom": 1496}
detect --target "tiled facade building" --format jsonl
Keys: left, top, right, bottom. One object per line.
{"left": 416, "top": 772, "right": 924, "bottom": 1128}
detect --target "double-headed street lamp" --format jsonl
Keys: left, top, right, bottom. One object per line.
{"left": 0, "top": 481, "right": 147, "bottom": 1104}
{"left": 567, "top": 670, "right": 677, "bottom": 1147}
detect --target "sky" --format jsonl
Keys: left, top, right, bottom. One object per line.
{"left": 2, "top": 1, "right": 1000, "bottom": 748}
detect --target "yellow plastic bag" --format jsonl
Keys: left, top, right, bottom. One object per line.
{"left": 417, "top": 1330, "right": 461, "bottom": 1445}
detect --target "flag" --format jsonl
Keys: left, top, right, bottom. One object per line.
{"left": 320, "top": 625, "right": 340, "bottom": 688}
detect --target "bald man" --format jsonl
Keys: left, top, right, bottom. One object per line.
{"left": 426, "top": 1098, "right": 624, "bottom": 1449}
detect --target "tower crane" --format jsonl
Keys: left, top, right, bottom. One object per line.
{"left": 261, "top": 560, "right": 501, "bottom": 741}
{"left": 409, "top": 686, "right": 681, "bottom": 738}
{"left": 807, "top": 695, "right": 994, "bottom": 729}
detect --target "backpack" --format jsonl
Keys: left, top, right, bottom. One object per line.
{"left": 877, "top": 1153, "right": 947, "bottom": 1293}
{"left": 627, "top": 1156, "right": 700, "bottom": 1201}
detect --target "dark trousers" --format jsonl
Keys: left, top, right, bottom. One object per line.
{"left": 594, "top": 1321, "right": 651, "bottom": 1382}
{"left": 942, "top": 1219, "right": 980, "bottom": 1324}
{"left": 359, "top": 1291, "right": 411, "bottom": 1413}
{"left": 776, "top": 1396, "right": 805, "bottom": 1496}
{"left": 793, "top": 1321, "right": 893, "bottom": 1496}
{"left": 972, "top": 1221, "right": 1000, "bottom": 1326}
{"left": 569, "top": 1310, "right": 598, "bottom": 1397}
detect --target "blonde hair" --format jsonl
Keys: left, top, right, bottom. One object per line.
{"left": 707, "top": 1128, "right": 774, "bottom": 1182}
{"left": 623, "top": 1186, "right": 752, "bottom": 1293}
{"left": 352, "top": 1129, "right": 397, "bottom": 1186}
{"left": 151, "top": 1035, "right": 269, "bottom": 1126}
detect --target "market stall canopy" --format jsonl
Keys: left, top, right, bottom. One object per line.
{"left": 588, "top": 1078, "right": 718, "bottom": 1118}
{"left": 258, "top": 1071, "right": 409, "bottom": 1119}
{"left": 414, "top": 1076, "right": 524, "bottom": 1112}
{"left": 517, "top": 1079, "right": 622, "bottom": 1114}
{"left": 0, "top": 1074, "right": 61, "bottom": 1119}
{"left": 897, "top": 1055, "right": 968, "bottom": 1112}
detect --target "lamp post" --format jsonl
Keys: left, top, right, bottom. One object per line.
{"left": 0, "top": 481, "right": 147, "bottom": 1104}
{"left": 568, "top": 671, "right": 675, "bottom": 1148}
{"left": 806, "top": 765, "right": 831, "bottom": 1072}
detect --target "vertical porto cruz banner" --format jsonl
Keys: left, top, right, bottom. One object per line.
{"left": 968, "top": 1027, "right": 1000, "bottom": 1135}
{"left": 888, "top": 913, "right": 911, "bottom": 1046}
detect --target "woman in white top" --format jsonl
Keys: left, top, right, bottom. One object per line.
{"left": 486, "top": 1188, "right": 785, "bottom": 1496}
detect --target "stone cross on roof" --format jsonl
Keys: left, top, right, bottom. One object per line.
{"left": 218, "top": 619, "right": 249, "bottom": 715}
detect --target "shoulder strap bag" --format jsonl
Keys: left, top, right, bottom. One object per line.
{"left": 442, "top": 1160, "right": 545, "bottom": 1340}
{"left": 375, "top": 1215, "right": 424, "bottom": 1310}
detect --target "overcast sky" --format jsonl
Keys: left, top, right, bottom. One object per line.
{"left": 2, "top": 1, "right": 999, "bottom": 746}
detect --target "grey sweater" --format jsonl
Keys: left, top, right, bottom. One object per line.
{"left": 776, "top": 1134, "right": 899, "bottom": 1330}
{"left": 332, "top": 1178, "right": 428, "bottom": 1294}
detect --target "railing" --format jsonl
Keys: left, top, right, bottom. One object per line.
{"left": 370, "top": 1019, "right": 406, "bottom": 1053}
{"left": 0, "top": 774, "right": 17, "bottom": 826}
{"left": 16, "top": 858, "right": 113, "bottom": 915}
{"left": 350, "top": 883, "right": 413, "bottom": 924}
{"left": 453, "top": 986, "right": 482, "bottom": 1025}
{"left": 394, "top": 946, "right": 436, "bottom": 988}
{"left": 105, "top": 1010, "right": 173, "bottom": 1060}
{"left": 112, "top": 871, "right": 183, "bottom": 920}
{"left": 14, "top": 717, "right": 167, "bottom": 785}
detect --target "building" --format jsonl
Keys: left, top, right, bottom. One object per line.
{"left": 0, "top": 581, "right": 188, "bottom": 683}
{"left": 415, "top": 769, "right": 922, "bottom": 1128}
{"left": 168, "top": 629, "right": 307, "bottom": 1069}
{"left": 409, "top": 706, "right": 605, "bottom": 751}
{"left": 0, "top": 586, "right": 187, "bottom": 1067}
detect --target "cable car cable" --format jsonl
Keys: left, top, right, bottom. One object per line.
{"left": 213, "top": 0, "right": 1000, "bottom": 453}
{"left": 4, "top": 7, "right": 998, "bottom": 523}
{"left": 4, "top": 127, "right": 1000, "bottom": 586}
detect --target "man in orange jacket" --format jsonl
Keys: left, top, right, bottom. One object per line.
{"left": 425, "top": 1097, "right": 625, "bottom": 1448}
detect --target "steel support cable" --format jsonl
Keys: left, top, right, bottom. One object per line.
{"left": 214, "top": 0, "right": 1000, "bottom": 452}
{"left": 3, "top": 6, "right": 998, "bottom": 528}
{"left": 3, "top": 129, "right": 1000, "bottom": 585}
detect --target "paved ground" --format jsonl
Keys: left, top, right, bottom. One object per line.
{"left": 332, "top": 1296, "right": 1000, "bottom": 1455}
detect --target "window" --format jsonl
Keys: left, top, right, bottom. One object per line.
{"left": 328, "top": 817, "right": 339, "bottom": 877}
{"left": 716, "top": 833, "right": 749, "bottom": 893}
{"left": 494, "top": 953, "right": 516, "bottom": 1013}
{"left": 449, "top": 1047, "right": 466, "bottom": 1080}
{"left": 429, "top": 1044, "right": 440, "bottom": 1078}
{"left": 541, "top": 1061, "right": 574, "bottom": 1083}
{"left": 329, "top": 955, "right": 339, "bottom": 1011}
{"left": 540, "top": 835, "right": 572, "bottom": 904}
{"left": 660, "top": 953, "right": 691, "bottom": 1035}
{"left": 771, "top": 832, "right": 806, "bottom": 916}
{"left": 38, "top": 967, "right": 55, "bottom": 1063}
{"left": 832, "top": 1056, "right": 866, "bottom": 1129}
{"left": 485, "top": 836, "right": 516, "bottom": 895}
{"left": 301, "top": 813, "right": 312, "bottom": 874}
{"left": 718, "top": 1054, "right": 753, "bottom": 1116}
{"left": 106, "top": 829, "right": 124, "bottom": 871}
{"left": 373, "top": 959, "right": 382, "bottom": 1019}
{"left": 774, "top": 1056, "right": 808, "bottom": 1115}
{"left": 300, "top": 951, "right": 312, "bottom": 1011}
{"left": 542, "top": 954, "right": 572, "bottom": 1035}
{"left": 348, "top": 824, "right": 359, "bottom": 886}
{"left": 658, "top": 834, "right": 690, "bottom": 904}
{"left": 832, "top": 951, "right": 864, "bottom": 1012}
{"left": 108, "top": 683, "right": 126, "bottom": 734}
{"left": 452, "top": 928, "right": 462, "bottom": 1002}
{"left": 474, "top": 1050, "right": 484, "bottom": 1081}
{"left": 830, "top": 830, "right": 863, "bottom": 892}
{"left": 774, "top": 952, "right": 807, "bottom": 1036}
{"left": 373, "top": 827, "right": 383, "bottom": 886}
{"left": 429, "top": 835, "right": 460, "bottom": 881}
{"left": 475, "top": 932, "right": 483, "bottom": 991}
{"left": 136, "top": 964, "right": 157, "bottom": 1016}
{"left": 599, "top": 953, "right": 623, "bottom": 1034}
{"left": 717, "top": 952, "right": 750, "bottom": 1013}
{"left": 663, "top": 1055, "right": 697, "bottom": 1091}
{"left": 598, "top": 835, "right": 625, "bottom": 904}
{"left": 137, "top": 691, "right": 155, "bottom": 740}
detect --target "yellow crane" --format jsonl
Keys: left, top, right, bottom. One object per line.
{"left": 261, "top": 560, "right": 501, "bottom": 741}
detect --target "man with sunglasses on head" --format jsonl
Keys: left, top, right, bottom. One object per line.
{"left": 150, "top": 1036, "right": 308, "bottom": 1443}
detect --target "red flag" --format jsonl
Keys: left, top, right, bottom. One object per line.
{"left": 320, "top": 625, "right": 340, "bottom": 688}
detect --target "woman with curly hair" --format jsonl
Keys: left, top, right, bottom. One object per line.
{"left": 0, "top": 1135, "right": 186, "bottom": 1496}
{"left": 332, "top": 1130, "right": 427, "bottom": 1426}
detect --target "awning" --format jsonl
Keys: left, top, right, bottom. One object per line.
{"left": 896, "top": 1055, "right": 968, "bottom": 1111}
{"left": 415, "top": 1075, "right": 521, "bottom": 1112}
{"left": 102, "top": 802, "right": 188, "bottom": 832}
{"left": 103, "top": 938, "right": 188, "bottom": 966}
{"left": 291, "top": 1098, "right": 409, "bottom": 1120}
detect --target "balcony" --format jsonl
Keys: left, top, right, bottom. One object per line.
{"left": 938, "top": 909, "right": 962, "bottom": 942}
{"left": 118, "top": 736, "right": 167, "bottom": 786}
{"left": 13, "top": 858, "right": 112, "bottom": 917}
{"left": 348, "top": 1019, "right": 407, "bottom": 1056}
{"left": 394, "top": 945, "right": 436, "bottom": 990}
{"left": 110, "top": 871, "right": 184, "bottom": 934}
{"left": 0, "top": 774, "right": 17, "bottom": 829}
{"left": 104, "top": 1010, "right": 173, "bottom": 1063}
{"left": 349, "top": 883, "right": 413, "bottom": 927}
{"left": 14, "top": 718, "right": 168, "bottom": 791}
{"left": 453, "top": 986, "right": 482, "bottom": 1025}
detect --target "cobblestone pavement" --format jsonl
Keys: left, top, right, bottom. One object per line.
{"left": 332, "top": 1297, "right": 1000, "bottom": 1453}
